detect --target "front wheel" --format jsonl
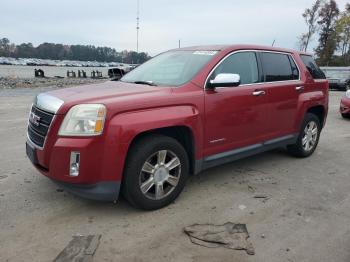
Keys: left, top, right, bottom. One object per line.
{"left": 287, "top": 113, "right": 321, "bottom": 158}
{"left": 122, "top": 135, "right": 189, "bottom": 210}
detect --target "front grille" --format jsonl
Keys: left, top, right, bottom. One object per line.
{"left": 27, "top": 105, "right": 54, "bottom": 147}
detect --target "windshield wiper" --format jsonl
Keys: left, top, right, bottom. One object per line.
{"left": 134, "top": 81, "right": 157, "bottom": 86}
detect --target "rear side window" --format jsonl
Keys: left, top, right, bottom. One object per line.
{"left": 300, "top": 55, "right": 326, "bottom": 79}
{"left": 210, "top": 52, "right": 259, "bottom": 85}
{"left": 261, "top": 52, "right": 298, "bottom": 82}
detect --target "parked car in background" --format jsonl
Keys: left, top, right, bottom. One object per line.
{"left": 26, "top": 45, "right": 329, "bottom": 210}
{"left": 108, "top": 65, "right": 135, "bottom": 81}
{"left": 340, "top": 90, "right": 350, "bottom": 118}
{"left": 321, "top": 67, "right": 350, "bottom": 91}
{"left": 108, "top": 68, "right": 127, "bottom": 81}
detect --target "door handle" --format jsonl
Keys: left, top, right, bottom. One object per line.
{"left": 252, "top": 90, "right": 266, "bottom": 96}
{"left": 296, "top": 86, "right": 304, "bottom": 91}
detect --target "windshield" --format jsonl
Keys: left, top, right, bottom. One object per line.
{"left": 120, "top": 50, "right": 217, "bottom": 86}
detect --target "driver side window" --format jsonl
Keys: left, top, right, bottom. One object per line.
{"left": 210, "top": 52, "right": 259, "bottom": 85}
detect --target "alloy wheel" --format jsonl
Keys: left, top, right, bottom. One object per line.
{"left": 302, "top": 121, "right": 318, "bottom": 152}
{"left": 139, "top": 150, "right": 181, "bottom": 200}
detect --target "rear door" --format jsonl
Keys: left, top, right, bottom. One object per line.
{"left": 259, "top": 52, "right": 303, "bottom": 138}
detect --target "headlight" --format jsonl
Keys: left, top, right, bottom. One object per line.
{"left": 59, "top": 104, "right": 106, "bottom": 136}
{"left": 346, "top": 90, "right": 350, "bottom": 98}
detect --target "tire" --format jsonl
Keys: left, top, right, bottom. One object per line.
{"left": 342, "top": 113, "right": 350, "bottom": 119}
{"left": 287, "top": 113, "right": 321, "bottom": 158}
{"left": 122, "top": 134, "right": 189, "bottom": 210}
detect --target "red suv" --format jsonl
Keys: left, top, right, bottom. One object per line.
{"left": 26, "top": 45, "right": 329, "bottom": 210}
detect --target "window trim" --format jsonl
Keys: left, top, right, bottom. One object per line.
{"left": 206, "top": 51, "right": 261, "bottom": 87}
{"left": 204, "top": 50, "right": 301, "bottom": 90}
{"left": 287, "top": 55, "right": 300, "bottom": 80}
{"left": 260, "top": 51, "right": 300, "bottom": 83}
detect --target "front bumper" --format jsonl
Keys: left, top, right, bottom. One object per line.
{"left": 53, "top": 180, "right": 121, "bottom": 201}
{"left": 26, "top": 140, "right": 122, "bottom": 201}
{"left": 26, "top": 129, "right": 127, "bottom": 201}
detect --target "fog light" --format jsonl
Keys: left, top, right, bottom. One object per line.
{"left": 70, "top": 152, "right": 80, "bottom": 177}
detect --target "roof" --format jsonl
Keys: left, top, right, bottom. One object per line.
{"left": 176, "top": 45, "right": 230, "bottom": 51}
{"left": 174, "top": 44, "right": 312, "bottom": 55}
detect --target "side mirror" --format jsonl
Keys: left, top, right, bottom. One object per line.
{"left": 208, "top": 73, "right": 241, "bottom": 89}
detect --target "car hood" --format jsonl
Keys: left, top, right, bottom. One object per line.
{"left": 42, "top": 81, "right": 172, "bottom": 114}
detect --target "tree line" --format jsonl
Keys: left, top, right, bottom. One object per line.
{"left": 299, "top": 0, "right": 350, "bottom": 66}
{"left": 0, "top": 38, "right": 151, "bottom": 64}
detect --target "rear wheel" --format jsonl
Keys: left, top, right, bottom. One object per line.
{"left": 287, "top": 113, "right": 321, "bottom": 158}
{"left": 122, "top": 135, "right": 189, "bottom": 210}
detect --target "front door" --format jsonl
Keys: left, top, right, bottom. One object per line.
{"left": 204, "top": 51, "right": 270, "bottom": 157}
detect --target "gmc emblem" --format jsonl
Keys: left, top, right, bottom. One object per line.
{"left": 29, "top": 112, "right": 41, "bottom": 126}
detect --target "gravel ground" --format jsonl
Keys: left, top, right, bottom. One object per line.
{"left": 0, "top": 88, "right": 349, "bottom": 262}
{"left": 0, "top": 76, "right": 107, "bottom": 89}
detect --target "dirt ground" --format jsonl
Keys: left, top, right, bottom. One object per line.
{"left": 0, "top": 88, "right": 349, "bottom": 262}
{"left": 0, "top": 77, "right": 106, "bottom": 89}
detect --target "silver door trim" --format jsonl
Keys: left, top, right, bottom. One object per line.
{"left": 204, "top": 50, "right": 301, "bottom": 90}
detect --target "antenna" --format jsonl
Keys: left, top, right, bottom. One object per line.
{"left": 136, "top": 0, "right": 140, "bottom": 53}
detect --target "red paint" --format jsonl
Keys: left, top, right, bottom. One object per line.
{"left": 340, "top": 96, "right": 350, "bottom": 115}
{"left": 29, "top": 45, "right": 329, "bottom": 187}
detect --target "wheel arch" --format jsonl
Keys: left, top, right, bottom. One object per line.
{"left": 107, "top": 105, "right": 204, "bottom": 182}
{"left": 297, "top": 91, "right": 328, "bottom": 130}
{"left": 306, "top": 105, "right": 326, "bottom": 128}
{"left": 126, "top": 126, "right": 196, "bottom": 175}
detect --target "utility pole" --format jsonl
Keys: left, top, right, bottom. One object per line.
{"left": 136, "top": 0, "right": 140, "bottom": 53}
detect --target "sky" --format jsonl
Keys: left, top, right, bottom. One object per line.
{"left": 1, "top": 0, "right": 349, "bottom": 56}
